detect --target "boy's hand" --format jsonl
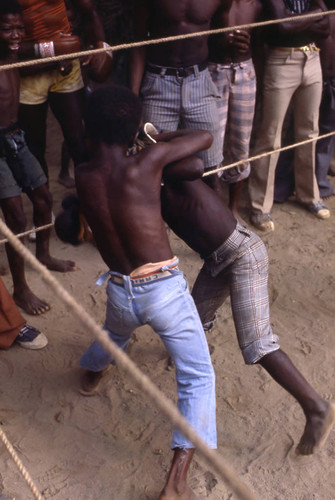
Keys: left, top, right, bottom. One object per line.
{"left": 228, "top": 30, "right": 251, "bottom": 54}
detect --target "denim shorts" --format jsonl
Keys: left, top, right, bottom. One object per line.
{"left": 0, "top": 129, "right": 47, "bottom": 200}
{"left": 80, "top": 262, "right": 217, "bottom": 450}
{"left": 192, "top": 224, "right": 280, "bottom": 364}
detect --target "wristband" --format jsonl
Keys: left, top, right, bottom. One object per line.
{"left": 102, "top": 42, "right": 113, "bottom": 60}
{"left": 38, "top": 41, "right": 55, "bottom": 59}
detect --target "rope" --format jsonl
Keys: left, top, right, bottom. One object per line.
{"left": 0, "top": 223, "right": 53, "bottom": 245}
{"left": 0, "top": 217, "right": 258, "bottom": 500}
{"left": 0, "top": 9, "right": 334, "bottom": 72}
{"left": 203, "top": 130, "right": 335, "bottom": 177}
{"left": 0, "top": 426, "right": 44, "bottom": 500}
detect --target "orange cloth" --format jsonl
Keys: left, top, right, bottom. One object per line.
{"left": 130, "top": 257, "right": 177, "bottom": 278}
{"left": 0, "top": 278, "right": 25, "bottom": 349}
{"left": 20, "top": 0, "right": 71, "bottom": 42}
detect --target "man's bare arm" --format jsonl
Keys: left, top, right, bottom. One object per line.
{"left": 145, "top": 129, "right": 213, "bottom": 170}
{"left": 264, "top": 0, "right": 329, "bottom": 35}
{"left": 130, "top": 0, "right": 149, "bottom": 95}
{"left": 163, "top": 156, "right": 205, "bottom": 182}
{"left": 72, "top": 0, "right": 105, "bottom": 43}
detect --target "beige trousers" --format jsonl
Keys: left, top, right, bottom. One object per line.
{"left": 249, "top": 48, "right": 322, "bottom": 214}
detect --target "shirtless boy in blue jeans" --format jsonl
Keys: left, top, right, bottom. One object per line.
{"left": 73, "top": 86, "right": 216, "bottom": 500}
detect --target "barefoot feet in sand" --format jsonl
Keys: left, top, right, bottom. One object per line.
{"left": 14, "top": 287, "right": 51, "bottom": 316}
{"left": 79, "top": 366, "right": 111, "bottom": 396}
{"left": 38, "top": 255, "right": 77, "bottom": 272}
{"left": 159, "top": 485, "right": 203, "bottom": 500}
{"left": 296, "top": 401, "right": 335, "bottom": 455}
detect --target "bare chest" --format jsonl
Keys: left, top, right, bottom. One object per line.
{"left": 152, "top": 0, "right": 221, "bottom": 26}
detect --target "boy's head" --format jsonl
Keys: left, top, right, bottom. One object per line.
{"left": 0, "top": 0, "right": 24, "bottom": 55}
{"left": 85, "top": 86, "right": 143, "bottom": 146}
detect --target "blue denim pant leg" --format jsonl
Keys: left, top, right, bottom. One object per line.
{"left": 80, "top": 268, "right": 217, "bottom": 450}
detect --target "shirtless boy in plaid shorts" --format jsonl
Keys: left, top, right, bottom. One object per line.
{"left": 161, "top": 158, "right": 335, "bottom": 456}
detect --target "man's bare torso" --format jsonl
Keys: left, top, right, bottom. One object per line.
{"left": 145, "top": 0, "right": 223, "bottom": 67}
{"left": 0, "top": 69, "right": 20, "bottom": 129}
{"left": 210, "top": 0, "right": 263, "bottom": 63}
{"left": 75, "top": 147, "right": 173, "bottom": 275}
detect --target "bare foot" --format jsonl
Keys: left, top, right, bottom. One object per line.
{"left": 58, "top": 174, "right": 76, "bottom": 189}
{"left": 14, "top": 288, "right": 51, "bottom": 316}
{"left": 79, "top": 366, "right": 111, "bottom": 396}
{"left": 38, "top": 256, "right": 77, "bottom": 272}
{"left": 296, "top": 401, "right": 335, "bottom": 455}
{"left": 159, "top": 486, "right": 203, "bottom": 500}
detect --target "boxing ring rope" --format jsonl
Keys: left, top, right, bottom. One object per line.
{"left": 203, "top": 130, "right": 335, "bottom": 177}
{"left": 0, "top": 9, "right": 334, "bottom": 73}
{"left": 1, "top": 128, "right": 335, "bottom": 245}
{"left": 0, "top": 9, "right": 334, "bottom": 499}
{"left": 0, "top": 217, "right": 259, "bottom": 500}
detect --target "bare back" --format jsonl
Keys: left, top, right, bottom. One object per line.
{"left": 141, "top": 0, "right": 223, "bottom": 67}
{"left": 162, "top": 179, "right": 236, "bottom": 258}
{"left": 75, "top": 146, "right": 174, "bottom": 274}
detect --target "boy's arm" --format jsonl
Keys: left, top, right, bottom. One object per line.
{"left": 163, "top": 156, "right": 205, "bottom": 182}
{"left": 148, "top": 129, "right": 213, "bottom": 168}
{"left": 130, "top": 0, "right": 149, "bottom": 95}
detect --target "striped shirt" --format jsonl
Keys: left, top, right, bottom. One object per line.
{"left": 19, "top": 0, "right": 71, "bottom": 42}
{"left": 283, "top": 0, "right": 311, "bottom": 13}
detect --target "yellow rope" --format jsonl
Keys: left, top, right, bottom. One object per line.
{"left": 0, "top": 223, "right": 53, "bottom": 245}
{"left": 0, "top": 426, "right": 44, "bottom": 500}
{"left": 0, "top": 217, "right": 258, "bottom": 500}
{"left": 0, "top": 9, "right": 334, "bottom": 72}
{"left": 203, "top": 130, "right": 335, "bottom": 177}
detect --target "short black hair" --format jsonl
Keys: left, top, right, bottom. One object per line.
{"left": 0, "top": 0, "right": 22, "bottom": 15}
{"left": 85, "top": 86, "right": 142, "bottom": 145}
{"left": 55, "top": 195, "right": 81, "bottom": 246}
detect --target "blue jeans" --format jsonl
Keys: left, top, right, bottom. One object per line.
{"left": 80, "top": 263, "right": 217, "bottom": 450}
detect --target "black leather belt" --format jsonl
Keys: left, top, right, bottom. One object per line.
{"left": 147, "top": 60, "right": 208, "bottom": 77}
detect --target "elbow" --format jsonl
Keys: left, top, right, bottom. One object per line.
{"left": 202, "top": 130, "right": 214, "bottom": 150}
{"left": 193, "top": 157, "right": 206, "bottom": 178}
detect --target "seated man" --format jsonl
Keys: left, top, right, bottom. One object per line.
{"left": 0, "top": 0, "right": 76, "bottom": 316}
{"left": 67, "top": 86, "right": 216, "bottom": 499}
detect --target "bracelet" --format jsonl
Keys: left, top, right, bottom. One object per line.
{"left": 38, "top": 41, "right": 55, "bottom": 58}
{"left": 102, "top": 42, "right": 113, "bottom": 60}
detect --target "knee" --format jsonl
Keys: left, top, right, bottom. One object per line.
{"left": 2, "top": 202, "right": 26, "bottom": 233}
{"left": 33, "top": 187, "right": 52, "bottom": 214}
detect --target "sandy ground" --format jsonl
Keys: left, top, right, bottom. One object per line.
{"left": 1, "top": 113, "right": 335, "bottom": 500}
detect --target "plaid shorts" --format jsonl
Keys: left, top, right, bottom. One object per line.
{"left": 209, "top": 59, "right": 256, "bottom": 183}
{"left": 192, "top": 224, "right": 280, "bottom": 364}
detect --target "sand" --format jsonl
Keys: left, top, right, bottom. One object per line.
{"left": 0, "top": 113, "right": 335, "bottom": 500}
